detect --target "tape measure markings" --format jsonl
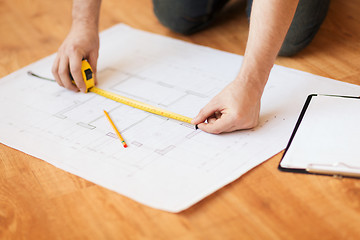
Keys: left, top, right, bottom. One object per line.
{"left": 90, "top": 87, "right": 193, "bottom": 123}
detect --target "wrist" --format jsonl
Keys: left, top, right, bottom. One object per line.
{"left": 71, "top": 0, "right": 101, "bottom": 31}
{"left": 71, "top": 19, "right": 99, "bottom": 32}
{"left": 68, "top": 21, "right": 99, "bottom": 40}
{"left": 233, "top": 61, "right": 272, "bottom": 98}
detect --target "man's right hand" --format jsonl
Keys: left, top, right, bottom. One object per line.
{"left": 52, "top": 24, "right": 99, "bottom": 93}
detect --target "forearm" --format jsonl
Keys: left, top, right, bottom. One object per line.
{"left": 72, "top": 0, "right": 102, "bottom": 30}
{"left": 237, "top": 0, "right": 299, "bottom": 92}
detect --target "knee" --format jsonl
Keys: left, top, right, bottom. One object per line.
{"left": 278, "top": 24, "right": 322, "bottom": 57}
{"left": 278, "top": 38, "right": 311, "bottom": 57}
{"left": 153, "top": 11, "right": 193, "bottom": 35}
{"left": 152, "top": 0, "right": 209, "bottom": 35}
{"left": 278, "top": 0, "right": 330, "bottom": 56}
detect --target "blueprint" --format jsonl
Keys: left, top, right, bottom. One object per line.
{"left": 0, "top": 24, "right": 359, "bottom": 212}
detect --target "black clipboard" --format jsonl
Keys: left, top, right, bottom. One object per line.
{"left": 278, "top": 94, "right": 360, "bottom": 178}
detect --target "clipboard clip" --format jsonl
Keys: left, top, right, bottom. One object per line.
{"left": 307, "top": 162, "right": 360, "bottom": 178}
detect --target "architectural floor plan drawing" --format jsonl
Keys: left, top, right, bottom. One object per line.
{"left": 1, "top": 24, "right": 360, "bottom": 212}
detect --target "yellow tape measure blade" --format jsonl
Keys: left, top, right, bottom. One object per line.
{"left": 81, "top": 60, "right": 193, "bottom": 124}
{"left": 90, "top": 87, "right": 193, "bottom": 124}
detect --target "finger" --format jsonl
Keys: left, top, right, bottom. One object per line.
{"left": 58, "top": 57, "right": 78, "bottom": 92}
{"left": 52, "top": 55, "right": 63, "bottom": 87}
{"left": 197, "top": 115, "right": 234, "bottom": 134}
{"left": 191, "top": 102, "right": 220, "bottom": 125}
{"left": 69, "top": 54, "right": 86, "bottom": 92}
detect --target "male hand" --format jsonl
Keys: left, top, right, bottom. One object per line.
{"left": 191, "top": 79, "right": 262, "bottom": 134}
{"left": 52, "top": 25, "right": 99, "bottom": 93}
{"left": 192, "top": 0, "right": 299, "bottom": 134}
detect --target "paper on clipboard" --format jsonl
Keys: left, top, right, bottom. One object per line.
{"left": 279, "top": 94, "right": 360, "bottom": 178}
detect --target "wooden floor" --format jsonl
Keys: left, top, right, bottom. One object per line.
{"left": 1, "top": 0, "right": 360, "bottom": 239}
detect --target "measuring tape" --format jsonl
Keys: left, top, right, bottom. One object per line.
{"left": 81, "top": 60, "right": 193, "bottom": 124}
{"left": 30, "top": 60, "right": 193, "bottom": 124}
{"left": 90, "top": 87, "right": 193, "bottom": 123}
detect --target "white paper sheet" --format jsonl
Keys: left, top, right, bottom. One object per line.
{"left": 1, "top": 24, "right": 359, "bottom": 212}
{"left": 280, "top": 95, "right": 360, "bottom": 169}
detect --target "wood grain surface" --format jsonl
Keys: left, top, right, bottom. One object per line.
{"left": 0, "top": 0, "right": 359, "bottom": 239}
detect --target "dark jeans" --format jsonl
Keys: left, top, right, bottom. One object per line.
{"left": 152, "top": 0, "right": 331, "bottom": 56}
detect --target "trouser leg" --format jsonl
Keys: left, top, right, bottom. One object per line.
{"left": 246, "top": 0, "right": 331, "bottom": 56}
{"left": 153, "top": 0, "right": 230, "bottom": 35}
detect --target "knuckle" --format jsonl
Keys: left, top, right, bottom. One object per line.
{"left": 67, "top": 45, "right": 78, "bottom": 54}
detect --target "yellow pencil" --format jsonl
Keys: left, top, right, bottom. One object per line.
{"left": 103, "top": 110, "right": 128, "bottom": 148}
